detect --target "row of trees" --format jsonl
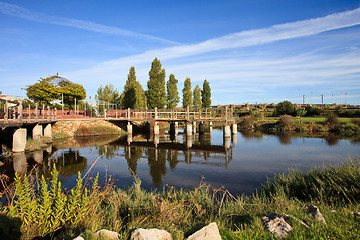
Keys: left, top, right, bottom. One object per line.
{"left": 96, "top": 58, "right": 211, "bottom": 109}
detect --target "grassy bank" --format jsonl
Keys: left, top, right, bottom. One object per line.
{"left": 1, "top": 158, "right": 360, "bottom": 239}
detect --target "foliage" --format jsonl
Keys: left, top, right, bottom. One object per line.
{"left": 3, "top": 166, "right": 99, "bottom": 238}
{"left": 60, "top": 82, "right": 86, "bottom": 108}
{"left": 192, "top": 84, "right": 202, "bottom": 108}
{"left": 336, "top": 122, "right": 360, "bottom": 136}
{"left": 261, "top": 157, "right": 360, "bottom": 204}
{"left": 166, "top": 74, "right": 180, "bottom": 109}
{"left": 182, "top": 77, "right": 192, "bottom": 108}
{"left": 274, "top": 101, "right": 297, "bottom": 116}
{"left": 26, "top": 76, "right": 60, "bottom": 105}
{"left": 239, "top": 115, "right": 256, "bottom": 129}
{"left": 122, "top": 66, "right": 146, "bottom": 109}
{"left": 201, "top": 79, "right": 211, "bottom": 108}
{"left": 305, "top": 105, "right": 324, "bottom": 117}
{"left": 277, "top": 114, "right": 295, "bottom": 130}
{"left": 95, "top": 84, "right": 121, "bottom": 113}
{"left": 325, "top": 113, "right": 341, "bottom": 130}
{"left": 146, "top": 58, "right": 166, "bottom": 109}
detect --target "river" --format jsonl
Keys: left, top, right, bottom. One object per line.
{"left": 1, "top": 128, "right": 359, "bottom": 195}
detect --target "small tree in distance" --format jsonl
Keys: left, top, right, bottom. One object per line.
{"left": 166, "top": 74, "right": 180, "bottom": 109}
{"left": 201, "top": 79, "right": 211, "bottom": 108}
{"left": 193, "top": 84, "right": 202, "bottom": 108}
{"left": 182, "top": 77, "right": 192, "bottom": 108}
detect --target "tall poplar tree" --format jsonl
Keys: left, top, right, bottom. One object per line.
{"left": 166, "top": 74, "right": 180, "bottom": 109}
{"left": 182, "top": 77, "right": 192, "bottom": 108}
{"left": 122, "top": 66, "right": 146, "bottom": 109}
{"left": 201, "top": 79, "right": 211, "bottom": 108}
{"left": 146, "top": 58, "right": 166, "bottom": 109}
{"left": 193, "top": 84, "right": 202, "bottom": 108}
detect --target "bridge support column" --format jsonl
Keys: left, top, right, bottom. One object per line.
{"left": 43, "top": 124, "right": 52, "bottom": 137}
{"left": 186, "top": 135, "right": 193, "bottom": 149}
{"left": 223, "top": 125, "right": 231, "bottom": 138}
{"left": 223, "top": 136, "right": 231, "bottom": 149}
{"left": 199, "top": 122, "right": 205, "bottom": 134}
{"left": 231, "top": 123, "right": 237, "bottom": 135}
{"left": 192, "top": 122, "right": 196, "bottom": 133}
{"left": 153, "top": 122, "right": 159, "bottom": 135}
{"left": 185, "top": 123, "right": 192, "bottom": 136}
{"left": 209, "top": 121, "right": 213, "bottom": 133}
{"left": 127, "top": 133, "right": 133, "bottom": 145}
{"left": 12, "top": 128, "right": 27, "bottom": 152}
{"left": 33, "top": 124, "right": 43, "bottom": 139}
{"left": 170, "top": 122, "right": 178, "bottom": 135}
{"left": 154, "top": 134, "right": 159, "bottom": 148}
{"left": 127, "top": 122, "right": 133, "bottom": 134}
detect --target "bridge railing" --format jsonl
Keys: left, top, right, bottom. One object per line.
{"left": 0, "top": 100, "right": 57, "bottom": 124}
{"left": 104, "top": 106, "right": 234, "bottom": 121}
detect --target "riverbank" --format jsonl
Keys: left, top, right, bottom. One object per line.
{"left": 1, "top": 157, "right": 359, "bottom": 239}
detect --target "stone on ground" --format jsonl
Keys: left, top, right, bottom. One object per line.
{"left": 261, "top": 213, "right": 293, "bottom": 239}
{"left": 130, "top": 228, "right": 172, "bottom": 240}
{"left": 308, "top": 205, "right": 326, "bottom": 224}
{"left": 185, "top": 222, "right": 222, "bottom": 240}
{"left": 94, "top": 229, "right": 120, "bottom": 239}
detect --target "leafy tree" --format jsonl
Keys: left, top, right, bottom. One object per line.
{"left": 201, "top": 79, "right": 211, "bottom": 108}
{"left": 275, "top": 101, "right": 297, "bottom": 116}
{"left": 95, "top": 84, "right": 120, "bottom": 113}
{"left": 59, "top": 81, "right": 86, "bottom": 109}
{"left": 26, "top": 76, "right": 60, "bottom": 105}
{"left": 182, "top": 77, "right": 192, "bottom": 108}
{"left": 166, "top": 74, "right": 180, "bottom": 109}
{"left": 122, "top": 66, "right": 146, "bottom": 109}
{"left": 146, "top": 58, "right": 166, "bottom": 109}
{"left": 193, "top": 84, "right": 202, "bottom": 108}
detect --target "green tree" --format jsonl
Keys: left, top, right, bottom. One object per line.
{"left": 182, "top": 77, "right": 192, "bottom": 108}
{"left": 166, "top": 74, "right": 180, "bottom": 109}
{"left": 95, "top": 84, "right": 120, "bottom": 113}
{"left": 146, "top": 58, "right": 166, "bottom": 109}
{"left": 193, "top": 84, "right": 202, "bottom": 108}
{"left": 275, "top": 101, "right": 297, "bottom": 116}
{"left": 122, "top": 67, "right": 146, "bottom": 109}
{"left": 59, "top": 81, "right": 86, "bottom": 109}
{"left": 201, "top": 79, "right": 211, "bottom": 108}
{"left": 26, "top": 76, "right": 60, "bottom": 105}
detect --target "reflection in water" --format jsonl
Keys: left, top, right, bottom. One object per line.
{"left": 1, "top": 130, "right": 359, "bottom": 196}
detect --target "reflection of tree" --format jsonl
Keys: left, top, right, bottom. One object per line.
{"left": 147, "top": 148, "right": 167, "bottom": 187}
{"left": 124, "top": 146, "right": 143, "bottom": 175}
{"left": 240, "top": 130, "right": 264, "bottom": 140}
{"left": 167, "top": 149, "right": 179, "bottom": 169}
{"left": 38, "top": 149, "right": 87, "bottom": 180}
{"left": 278, "top": 133, "right": 292, "bottom": 145}
{"left": 324, "top": 133, "right": 340, "bottom": 146}
{"left": 96, "top": 144, "right": 118, "bottom": 159}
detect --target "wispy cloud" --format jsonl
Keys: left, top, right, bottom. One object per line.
{"left": 0, "top": 1, "right": 177, "bottom": 45}
{"left": 71, "top": 7, "right": 360, "bottom": 78}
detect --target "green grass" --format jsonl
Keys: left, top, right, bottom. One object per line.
{"left": 1, "top": 158, "right": 360, "bottom": 239}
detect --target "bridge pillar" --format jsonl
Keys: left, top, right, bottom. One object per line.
{"left": 33, "top": 124, "right": 43, "bottom": 139}
{"left": 209, "top": 121, "right": 213, "bottom": 133}
{"left": 232, "top": 133, "right": 238, "bottom": 146}
{"left": 192, "top": 121, "right": 197, "bottom": 133}
{"left": 185, "top": 123, "right": 192, "bottom": 136}
{"left": 43, "top": 124, "right": 52, "bottom": 137}
{"left": 199, "top": 122, "right": 205, "bottom": 134}
{"left": 153, "top": 122, "right": 159, "bottom": 135}
{"left": 223, "top": 125, "right": 231, "bottom": 138}
{"left": 127, "top": 133, "right": 133, "bottom": 145}
{"left": 127, "top": 122, "right": 133, "bottom": 134}
{"left": 170, "top": 122, "right": 178, "bottom": 135}
{"left": 231, "top": 123, "right": 237, "bottom": 134}
{"left": 13, "top": 152, "right": 27, "bottom": 173}
{"left": 154, "top": 134, "right": 159, "bottom": 148}
{"left": 12, "top": 128, "right": 27, "bottom": 152}
{"left": 186, "top": 135, "right": 193, "bottom": 149}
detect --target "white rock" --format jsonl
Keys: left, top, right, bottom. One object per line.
{"left": 261, "top": 213, "right": 293, "bottom": 239}
{"left": 130, "top": 228, "right": 172, "bottom": 240}
{"left": 73, "top": 236, "right": 84, "bottom": 240}
{"left": 308, "top": 205, "right": 326, "bottom": 224}
{"left": 94, "top": 229, "right": 120, "bottom": 239}
{"left": 185, "top": 222, "right": 221, "bottom": 240}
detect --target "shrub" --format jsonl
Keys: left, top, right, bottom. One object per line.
{"left": 277, "top": 115, "right": 294, "bottom": 130}
{"left": 239, "top": 115, "right": 256, "bottom": 129}
{"left": 305, "top": 105, "right": 324, "bottom": 117}
{"left": 336, "top": 123, "right": 360, "bottom": 136}
{"left": 274, "top": 101, "right": 296, "bottom": 116}
{"left": 325, "top": 113, "right": 340, "bottom": 130}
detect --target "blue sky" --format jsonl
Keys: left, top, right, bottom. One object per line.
{"left": 1, "top": 0, "right": 360, "bottom": 105}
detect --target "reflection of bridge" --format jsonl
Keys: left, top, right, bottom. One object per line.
{"left": 1, "top": 95, "right": 236, "bottom": 152}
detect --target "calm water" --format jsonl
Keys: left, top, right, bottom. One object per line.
{"left": 1, "top": 129, "right": 359, "bottom": 195}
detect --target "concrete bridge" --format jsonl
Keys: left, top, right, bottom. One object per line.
{"left": 1, "top": 96, "right": 236, "bottom": 152}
